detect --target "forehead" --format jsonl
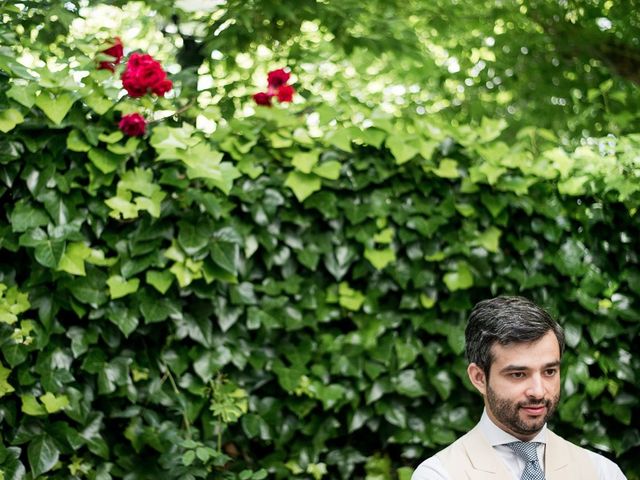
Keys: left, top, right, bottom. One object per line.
{"left": 490, "top": 330, "right": 561, "bottom": 369}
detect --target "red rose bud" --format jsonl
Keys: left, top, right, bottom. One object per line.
{"left": 121, "top": 53, "right": 173, "bottom": 98}
{"left": 253, "top": 92, "right": 273, "bottom": 106}
{"left": 118, "top": 113, "right": 146, "bottom": 137}
{"left": 98, "top": 37, "right": 124, "bottom": 72}
{"left": 267, "top": 68, "right": 290, "bottom": 88}
{"left": 276, "top": 84, "right": 295, "bottom": 103}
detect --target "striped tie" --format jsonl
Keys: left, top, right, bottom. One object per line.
{"left": 506, "top": 441, "right": 545, "bottom": 480}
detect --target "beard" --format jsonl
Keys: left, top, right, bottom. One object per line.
{"left": 486, "top": 383, "right": 560, "bottom": 437}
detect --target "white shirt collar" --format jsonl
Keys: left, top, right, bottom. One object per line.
{"left": 478, "top": 408, "right": 547, "bottom": 446}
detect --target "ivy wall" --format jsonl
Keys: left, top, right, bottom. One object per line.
{"left": 1, "top": 25, "right": 640, "bottom": 480}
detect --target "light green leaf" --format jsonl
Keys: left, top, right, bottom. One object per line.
{"left": 6, "top": 82, "right": 39, "bottom": 108}
{"left": 57, "top": 242, "right": 92, "bottom": 276}
{"left": 312, "top": 160, "right": 341, "bottom": 180}
{"left": 88, "top": 148, "right": 124, "bottom": 174}
{"left": 285, "top": 172, "right": 322, "bottom": 202}
{"left": 338, "top": 282, "right": 365, "bottom": 311}
{"left": 373, "top": 228, "right": 394, "bottom": 244}
{"left": 326, "top": 129, "right": 353, "bottom": 152}
{"left": 558, "top": 175, "right": 589, "bottom": 196}
{"left": 291, "top": 150, "right": 320, "bottom": 173}
{"left": 21, "top": 395, "right": 47, "bottom": 416}
{"left": 0, "top": 108, "right": 24, "bottom": 133}
{"left": 99, "top": 131, "right": 124, "bottom": 144}
{"left": 83, "top": 91, "right": 113, "bottom": 114}
{"left": 119, "top": 168, "right": 161, "bottom": 197}
{"left": 134, "top": 191, "right": 166, "bottom": 218}
{"left": 39, "top": 392, "right": 69, "bottom": 413}
{"left": 360, "top": 128, "right": 387, "bottom": 148}
{"left": 0, "top": 363, "right": 14, "bottom": 398}
{"left": 105, "top": 191, "right": 138, "bottom": 219}
{"left": 386, "top": 135, "right": 420, "bottom": 164}
{"left": 181, "top": 143, "right": 240, "bottom": 194}
{"left": 433, "top": 159, "right": 460, "bottom": 178}
{"left": 478, "top": 117, "right": 507, "bottom": 143}
{"left": 443, "top": 263, "right": 474, "bottom": 291}
{"left": 475, "top": 226, "right": 502, "bottom": 253}
{"left": 67, "top": 130, "right": 92, "bottom": 152}
{"left": 420, "top": 293, "right": 436, "bottom": 309}
{"left": 364, "top": 247, "right": 395, "bottom": 270}
{"left": 146, "top": 270, "right": 174, "bottom": 294}
{"left": 477, "top": 162, "right": 507, "bottom": 184}
{"left": 108, "top": 136, "right": 140, "bottom": 155}
{"left": 107, "top": 275, "right": 140, "bottom": 299}
{"left": 35, "top": 91, "right": 75, "bottom": 124}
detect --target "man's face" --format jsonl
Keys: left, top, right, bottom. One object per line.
{"left": 476, "top": 330, "right": 561, "bottom": 440}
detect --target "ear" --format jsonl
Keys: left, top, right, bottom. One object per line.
{"left": 467, "top": 363, "right": 488, "bottom": 396}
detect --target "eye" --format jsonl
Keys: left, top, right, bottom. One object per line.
{"left": 544, "top": 368, "right": 558, "bottom": 377}
{"left": 510, "top": 372, "right": 526, "bottom": 379}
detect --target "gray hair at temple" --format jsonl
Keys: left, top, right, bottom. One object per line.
{"left": 465, "top": 296, "right": 565, "bottom": 375}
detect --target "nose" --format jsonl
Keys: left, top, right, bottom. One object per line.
{"left": 525, "top": 373, "right": 545, "bottom": 398}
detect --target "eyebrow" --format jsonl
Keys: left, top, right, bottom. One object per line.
{"left": 499, "top": 361, "right": 561, "bottom": 373}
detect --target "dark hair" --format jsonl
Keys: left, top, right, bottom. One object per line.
{"left": 465, "top": 296, "right": 565, "bottom": 375}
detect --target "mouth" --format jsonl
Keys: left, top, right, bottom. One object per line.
{"left": 520, "top": 404, "right": 547, "bottom": 416}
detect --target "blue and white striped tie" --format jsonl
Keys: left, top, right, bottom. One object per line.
{"left": 506, "top": 441, "right": 545, "bottom": 480}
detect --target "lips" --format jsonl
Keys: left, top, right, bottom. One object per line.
{"left": 520, "top": 405, "right": 547, "bottom": 415}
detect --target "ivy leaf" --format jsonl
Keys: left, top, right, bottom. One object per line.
{"left": 39, "top": 392, "right": 69, "bottom": 413}
{"left": 88, "top": 148, "right": 124, "bottom": 174}
{"left": 312, "top": 161, "right": 341, "bottom": 180}
{"left": 21, "top": 395, "right": 47, "bottom": 416}
{"left": 6, "top": 82, "right": 39, "bottom": 108}
{"left": 28, "top": 434, "right": 60, "bottom": 477}
{"left": 66, "top": 130, "right": 92, "bottom": 152}
{"left": 107, "top": 275, "right": 140, "bottom": 299}
{"left": 57, "top": 242, "right": 91, "bottom": 276}
{"left": 0, "top": 363, "right": 14, "bottom": 398}
{"left": 106, "top": 304, "right": 139, "bottom": 337}
{"left": 364, "top": 247, "right": 396, "bottom": 270}
{"left": 433, "top": 159, "right": 460, "bottom": 178}
{"left": 386, "top": 135, "right": 420, "bottom": 164}
{"left": 475, "top": 226, "right": 502, "bottom": 253}
{"left": 9, "top": 201, "right": 50, "bottom": 232}
{"left": 443, "top": 263, "right": 474, "bottom": 291}
{"left": 34, "top": 91, "right": 75, "bottom": 125}
{"left": 338, "top": 282, "right": 365, "bottom": 311}
{"left": 291, "top": 150, "right": 320, "bottom": 173}
{"left": 181, "top": 144, "right": 241, "bottom": 194}
{"left": 394, "top": 370, "right": 425, "bottom": 398}
{"left": 34, "top": 240, "right": 65, "bottom": 269}
{"left": 146, "top": 270, "right": 174, "bottom": 294}
{"left": 326, "top": 129, "right": 353, "bottom": 152}
{"left": 0, "top": 108, "right": 24, "bottom": 133}
{"left": 285, "top": 172, "right": 322, "bottom": 202}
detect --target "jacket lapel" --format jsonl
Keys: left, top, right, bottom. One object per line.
{"left": 545, "top": 429, "right": 571, "bottom": 480}
{"left": 461, "top": 426, "right": 514, "bottom": 480}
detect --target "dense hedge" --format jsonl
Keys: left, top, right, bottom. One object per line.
{"left": 1, "top": 36, "right": 640, "bottom": 480}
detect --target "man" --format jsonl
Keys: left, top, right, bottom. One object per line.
{"left": 412, "top": 296, "right": 627, "bottom": 480}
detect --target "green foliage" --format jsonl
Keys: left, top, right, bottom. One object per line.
{"left": 0, "top": 1, "right": 639, "bottom": 480}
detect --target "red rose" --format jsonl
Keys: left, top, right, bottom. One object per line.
{"left": 121, "top": 53, "right": 172, "bottom": 98}
{"left": 276, "top": 84, "right": 295, "bottom": 103}
{"left": 118, "top": 113, "right": 146, "bottom": 136}
{"left": 267, "top": 68, "right": 290, "bottom": 88}
{"left": 253, "top": 92, "right": 273, "bottom": 106}
{"left": 152, "top": 79, "right": 173, "bottom": 96}
{"left": 98, "top": 37, "right": 124, "bottom": 72}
